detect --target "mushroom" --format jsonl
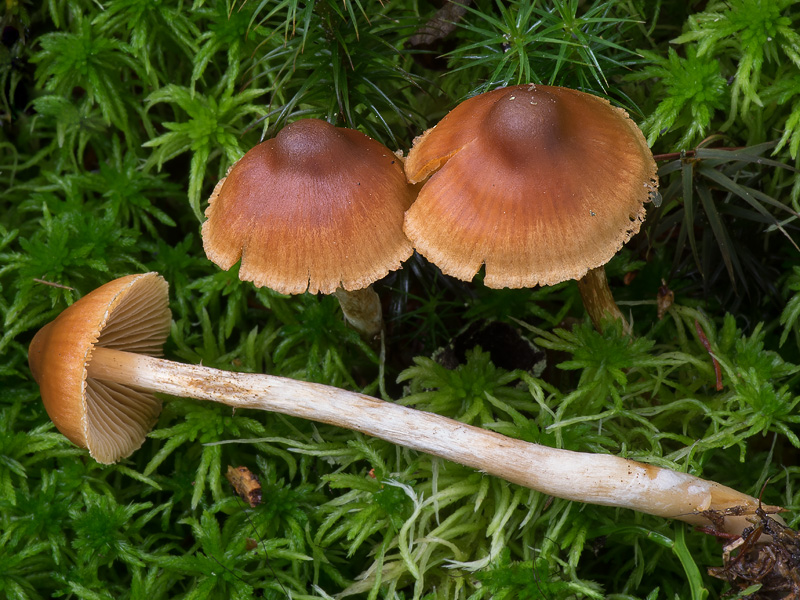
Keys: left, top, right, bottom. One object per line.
{"left": 201, "top": 118, "right": 416, "bottom": 340}
{"left": 403, "top": 85, "right": 659, "bottom": 332}
{"left": 28, "top": 272, "right": 779, "bottom": 535}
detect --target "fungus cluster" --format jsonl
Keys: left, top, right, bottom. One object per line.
{"left": 33, "top": 87, "right": 762, "bottom": 537}
{"left": 201, "top": 87, "right": 657, "bottom": 336}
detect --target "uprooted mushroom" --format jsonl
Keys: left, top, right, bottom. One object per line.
{"left": 28, "top": 272, "right": 782, "bottom": 536}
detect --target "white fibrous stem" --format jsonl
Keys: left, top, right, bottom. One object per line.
{"left": 88, "top": 346, "right": 775, "bottom": 535}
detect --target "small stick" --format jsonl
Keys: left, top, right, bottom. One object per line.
{"left": 694, "top": 319, "right": 723, "bottom": 391}
{"left": 33, "top": 278, "right": 75, "bottom": 291}
{"left": 226, "top": 466, "right": 263, "bottom": 508}
{"left": 652, "top": 147, "right": 741, "bottom": 162}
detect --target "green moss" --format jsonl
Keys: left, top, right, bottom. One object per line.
{"left": 2, "top": 0, "right": 800, "bottom": 598}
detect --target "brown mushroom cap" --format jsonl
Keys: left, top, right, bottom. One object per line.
{"left": 202, "top": 119, "right": 415, "bottom": 295}
{"left": 28, "top": 273, "right": 171, "bottom": 464}
{"left": 404, "top": 85, "right": 658, "bottom": 289}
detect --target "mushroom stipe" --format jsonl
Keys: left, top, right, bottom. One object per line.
{"left": 29, "top": 272, "right": 782, "bottom": 536}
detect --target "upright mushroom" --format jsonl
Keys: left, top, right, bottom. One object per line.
{"left": 28, "top": 272, "right": 779, "bottom": 535}
{"left": 202, "top": 118, "right": 415, "bottom": 340}
{"left": 404, "top": 84, "right": 659, "bottom": 332}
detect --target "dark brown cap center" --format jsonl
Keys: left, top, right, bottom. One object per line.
{"left": 274, "top": 118, "right": 348, "bottom": 168}
{"left": 483, "top": 87, "right": 565, "bottom": 162}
